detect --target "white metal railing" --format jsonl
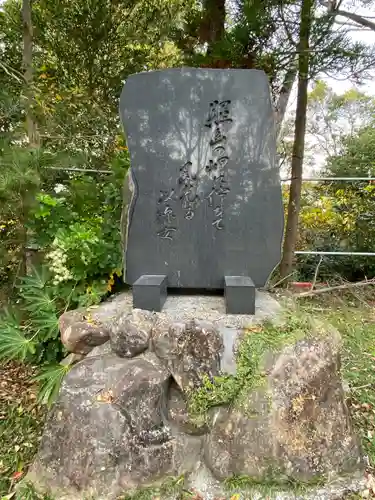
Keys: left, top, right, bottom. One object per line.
{"left": 43, "top": 167, "right": 375, "bottom": 258}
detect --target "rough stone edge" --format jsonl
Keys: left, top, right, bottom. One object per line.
{"left": 185, "top": 463, "right": 367, "bottom": 500}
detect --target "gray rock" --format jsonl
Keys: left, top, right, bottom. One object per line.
{"left": 153, "top": 318, "right": 223, "bottom": 393}
{"left": 58, "top": 294, "right": 134, "bottom": 355}
{"left": 87, "top": 340, "right": 112, "bottom": 358}
{"left": 167, "top": 382, "right": 208, "bottom": 436}
{"left": 88, "top": 292, "right": 132, "bottom": 329}
{"left": 205, "top": 329, "right": 363, "bottom": 482}
{"left": 185, "top": 463, "right": 367, "bottom": 500}
{"left": 59, "top": 308, "right": 110, "bottom": 355}
{"left": 110, "top": 308, "right": 153, "bottom": 358}
{"left": 28, "top": 354, "right": 199, "bottom": 499}
{"left": 60, "top": 352, "right": 85, "bottom": 366}
{"left": 120, "top": 68, "right": 284, "bottom": 290}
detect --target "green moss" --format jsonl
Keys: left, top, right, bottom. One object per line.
{"left": 224, "top": 471, "right": 326, "bottom": 497}
{"left": 15, "top": 482, "right": 54, "bottom": 500}
{"left": 187, "top": 310, "right": 316, "bottom": 423}
{"left": 120, "top": 475, "right": 192, "bottom": 500}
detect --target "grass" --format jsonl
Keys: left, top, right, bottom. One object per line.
{"left": 119, "top": 475, "right": 197, "bottom": 499}
{"left": 187, "top": 309, "right": 318, "bottom": 423}
{"left": 300, "top": 293, "right": 375, "bottom": 471}
{"left": 223, "top": 472, "right": 326, "bottom": 498}
{"left": 0, "top": 363, "right": 46, "bottom": 499}
{"left": 0, "top": 291, "right": 374, "bottom": 499}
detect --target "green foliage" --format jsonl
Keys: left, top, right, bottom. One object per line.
{"left": 33, "top": 363, "right": 72, "bottom": 407}
{"left": 15, "top": 484, "right": 54, "bottom": 500}
{"left": 27, "top": 153, "right": 128, "bottom": 307}
{"left": 0, "top": 267, "right": 67, "bottom": 365}
{"left": 17, "top": 268, "right": 64, "bottom": 363}
{"left": 291, "top": 83, "right": 375, "bottom": 282}
{"left": 188, "top": 311, "right": 313, "bottom": 423}
{"left": 329, "top": 309, "right": 375, "bottom": 468}
{"left": 224, "top": 471, "right": 325, "bottom": 496}
{"left": 120, "top": 475, "right": 191, "bottom": 500}
{"left": 300, "top": 296, "right": 375, "bottom": 470}
{"left": 0, "top": 310, "right": 37, "bottom": 363}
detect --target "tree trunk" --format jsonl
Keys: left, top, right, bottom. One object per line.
{"left": 279, "top": 0, "right": 313, "bottom": 279}
{"left": 200, "top": 0, "right": 225, "bottom": 54}
{"left": 20, "top": 0, "right": 37, "bottom": 278}
{"left": 22, "top": 0, "right": 38, "bottom": 146}
{"left": 275, "top": 63, "right": 297, "bottom": 139}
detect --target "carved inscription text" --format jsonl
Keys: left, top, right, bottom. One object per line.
{"left": 156, "top": 99, "right": 233, "bottom": 240}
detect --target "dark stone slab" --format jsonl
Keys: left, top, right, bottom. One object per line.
{"left": 225, "top": 276, "right": 255, "bottom": 315}
{"left": 120, "top": 68, "right": 283, "bottom": 289}
{"left": 132, "top": 274, "right": 167, "bottom": 312}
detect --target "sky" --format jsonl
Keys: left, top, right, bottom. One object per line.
{"left": 281, "top": 4, "right": 375, "bottom": 175}
{"left": 325, "top": 5, "right": 375, "bottom": 95}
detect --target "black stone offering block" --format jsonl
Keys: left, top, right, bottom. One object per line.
{"left": 225, "top": 276, "right": 255, "bottom": 315}
{"left": 132, "top": 275, "right": 167, "bottom": 312}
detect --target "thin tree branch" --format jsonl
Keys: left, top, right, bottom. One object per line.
{"left": 275, "top": 63, "right": 298, "bottom": 138}
{"left": 311, "top": 255, "right": 324, "bottom": 290}
{"left": 297, "top": 278, "right": 375, "bottom": 297}
{"left": 319, "top": 0, "right": 375, "bottom": 31}
{"left": 333, "top": 9, "right": 375, "bottom": 30}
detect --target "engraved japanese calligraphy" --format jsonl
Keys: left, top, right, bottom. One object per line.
{"left": 204, "top": 99, "right": 232, "bottom": 230}
{"left": 156, "top": 99, "right": 233, "bottom": 239}
{"left": 178, "top": 161, "right": 200, "bottom": 220}
{"left": 121, "top": 67, "right": 284, "bottom": 290}
{"left": 157, "top": 188, "right": 177, "bottom": 240}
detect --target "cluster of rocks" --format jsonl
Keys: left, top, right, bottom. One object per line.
{"left": 27, "top": 292, "right": 364, "bottom": 500}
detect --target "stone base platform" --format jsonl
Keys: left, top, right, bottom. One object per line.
{"left": 26, "top": 291, "right": 364, "bottom": 500}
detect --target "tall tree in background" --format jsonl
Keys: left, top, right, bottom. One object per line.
{"left": 200, "top": 0, "right": 226, "bottom": 54}
{"left": 22, "top": 0, "right": 37, "bottom": 146}
{"left": 20, "top": 0, "right": 37, "bottom": 277}
{"left": 279, "top": 0, "right": 314, "bottom": 279}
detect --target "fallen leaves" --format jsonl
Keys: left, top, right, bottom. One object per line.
{"left": 10, "top": 472, "right": 23, "bottom": 481}
{"left": 96, "top": 389, "right": 114, "bottom": 403}
{"left": 0, "top": 362, "right": 46, "bottom": 496}
{"left": 243, "top": 325, "right": 263, "bottom": 334}
{"left": 361, "top": 473, "right": 375, "bottom": 498}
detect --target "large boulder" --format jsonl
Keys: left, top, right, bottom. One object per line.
{"left": 110, "top": 308, "right": 154, "bottom": 358}
{"left": 28, "top": 353, "right": 201, "bottom": 499}
{"left": 204, "top": 329, "right": 363, "bottom": 481}
{"left": 59, "top": 293, "right": 134, "bottom": 355}
{"left": 152, "top": 318, "right": 223, "bottom": 393}
{"left": 59, "top": 308, "right": 110, "bottom": 355}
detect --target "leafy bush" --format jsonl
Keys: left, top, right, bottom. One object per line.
{"left": 0, "top": 144, "right": 128, "bottom": 407}
{"left": 27, "top": 152, "right": 128, "bottom": 307}
{"left": 295, "top": 183, "right": 375, "bottom": 282}
{"left": 0, "top": 267, "right": 67, "bottom": 365}
{"left": 0, "top": 266, "right": 74, "bottom": 406}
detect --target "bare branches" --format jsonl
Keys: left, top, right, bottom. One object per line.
{"left": 275, "top": 64, "right": 298, "bottom": 139}
{"left": 333, "top": 9, "right": 375, "bottom": 30}
{"left": 297, "top": 278, "right": 375, "bottom": 297}
{"left": 319, "top": 0, "right": 375, "bottom": 31}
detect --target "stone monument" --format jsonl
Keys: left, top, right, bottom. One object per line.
{"left": 25, "top": 69, "right": 364, "bottom": 500}
{"left": 119, "top": 68, "right": 284, "bottom": 314}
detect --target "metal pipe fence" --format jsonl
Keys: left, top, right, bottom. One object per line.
{"left": 43, "top": 166, "right": 375, "bottom": 258}
{"left": 282, "top": 177, "right": 375, "bottom": 257}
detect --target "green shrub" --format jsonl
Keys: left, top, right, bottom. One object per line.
{"left": 27, "top": 151, "right": 128, "bottom": 306}
{"left": 0, "top": 267, "right": 67, "bottom": 365}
